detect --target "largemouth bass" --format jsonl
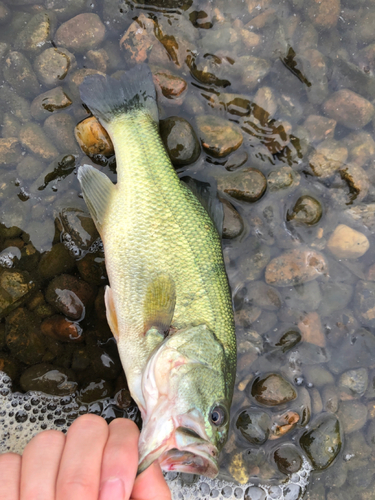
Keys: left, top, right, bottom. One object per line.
{"left": 77, "top": 64, "right": 236, "bottom": 478}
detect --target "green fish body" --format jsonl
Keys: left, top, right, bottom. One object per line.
{"left": 78, "top": 64, "right": 236, "bottom": 478}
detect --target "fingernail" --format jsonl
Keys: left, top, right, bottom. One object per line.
{"left": 99, "top": 478, "right": 125, "bottom": 500}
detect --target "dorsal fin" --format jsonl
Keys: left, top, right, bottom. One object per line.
{"left": 181, "top": 176, "right": 223, "bottom": 237}
{"left": 77, "top": 164, "right": 116, "bottom": 232}
{"left": 143, "top": 274, "right": 176, "bottom": 336}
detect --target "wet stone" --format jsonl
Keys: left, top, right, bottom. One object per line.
{"left": 300, "top": 414, "right": 341, "bottom": 470}
{"left": 221, "top": 199, "right": 244, "bottom": 240}
{"left": 272, "top": 330, "right": 301, "bottom": 352}
{"left": 0, "top": 138, "right": 22, "bottom": 166}
{"left": 273, "top": 444, "right": 303, "bottom": 475}
{"left": 304, "top": 115, "right": 337, "bottom": 143}
{"left": 86, "top": 49, "right": 109, "bottom": 74}
{"left": 265, "top": 248, "right": 327, "bottom": 287}
{"left": 218, "top": 168, "right": 266, "bottom": 203}
{"left": 44, "top": 113, "right": 80, "bottom": 154}
{"left": 318, "top": 282, "right": 353, "bottom": 317}
{"left": 281, "top": 281, "right": 322, "bottom": 314}
{"left": 235, "top": 280, "right": 281, "bottom": 312}
{"left": 77, "top": 251, "right": 107, "bottom": 286}
{"left": 0, "top": 2, "right": 10, "bottom": 25}
{"left": 75, "top": 116, "right": 114, "bottom": 158}
{"left": 34, "top": 47, "right": 76, "bottom": 88}
{"left": 153, "top": 70, "right": 187, "bottom": 99}
{"left": 0, "top": 84, "right": 31, "bottom": 123}
{"left": 267, "top": 167, "right": 299, "bottom": 192}
{"left": 55, "top": 208, "right": 99, "bottom": 256}
{"left": 250, "top": 374, "right": 297, "bottom": 406}
{"left": 3, "top": 51, "right": 40, "bottom": 99}
{"left": 323, "top": 90, "right": 374, "bottom": 130}
{"left": 345, "top": 131, "right": 375, "bottom": 167}
{"left": 269, "top": 411, "right": 300, "bottom": 439}
{"left": 287, "top": 196, "right": 322, "bottom": 225}
{"left": 322, "top": 384, "right": 339, "bottom": 413}
{"left": 41, "top": 315, "right": 83, "bottom": 342}
{"left": 196, "top": 115, "right": 243, "bottom": 158}
{"left": 354, "top": 280, "right": 375, "bottom": 328}
{"left": 225, "top": 150, "right": 248, "bottom": 171}
{"left": 20, "top": 363, "right": 77, "bottom": 396}
{"left": 119, "top": 14, "right": 158, "bottom": 64}
{"left": 0, "top": 269, "right": 36, "bottom": 319}
{"left": 339, "top": 368, "right": 368, "bottom": 399}
{"left": 2, "top": 113, "right": 21, "bottom": 139}
{"left": 55, "top": 14, "right": 106, "bottom": 55}
{"left": 79, "top": 379, "right": 113, "bottom": 403}
{"left": 38, "top": 242, "right": 76, "bottom": 280}
{"left": 14, "top": 11, "right": 56, "bottom": 54}
{"left": 45, "top": 274, "right": 96, "bottom": 321}
{"left": 30, "top": 87, "right": 72, "bottom": 122}
{"left": 338, "top": 400, "right": 368, "bottom": 433}
{"left": 237, "top": 238, "right": 271, "bottom": 281}
{"left": 19, "top": 123, "right": 58, "bottom": 162}
{"left": 308, "top": 139, "right": 348, "bottom": 178}
{"left": 327, "top": 224, "right": 369, "bottom": 259}
{"left": 160, "top": 117, "right": 200, "bottom": 167}
{"left": 236, "top": 409, "right": 271, "bottom": 445}
{"left": 240, "top": 56, "right": 271, "bottom": 91}
{"left": 346, "top": 203, "right": 375, "bottom": 231}
{"left": 5, "top": 307, "right": 46, "bottom": 365}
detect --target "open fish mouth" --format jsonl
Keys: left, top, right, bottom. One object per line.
{"left": 138, "top": 426, "right": 219, "bottom": 478}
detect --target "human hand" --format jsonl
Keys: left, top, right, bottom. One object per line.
{"left": 0, "top": 414, "right": 171, "bottom": 500}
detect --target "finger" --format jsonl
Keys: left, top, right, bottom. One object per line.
{"left": 0, "top": 452, "right": 21, "bottom": 500}
{"left": 20, "top": 430, "right": 65, "bottom": 500}
{"left": 131, "top": 461, "right": 171, "bottom": 500}
{"left": 99, "top": 418, "right": 140, "bottom": 500}
{"left": 56, "top": 414, "right": 109, "bottom": 500}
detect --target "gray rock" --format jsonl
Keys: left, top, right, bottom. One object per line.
{"left": 20, "top": 363, "right": 77, "bottom": 396}
{"left": 0, "top": 2, "right": 11, "bottom": 25}
{"left": 3, "top": 52, "right": 40, "bottom": 99}
{"left": 2, "top": 113, "right": 21, "bottom": 138}
{"left": 339, "top": 368, "right": 368, "bottom": 398}
{"left": 318, "top": 282, "right": 353, "bottom": 317}
{"left": 338, "top": 400, "right": 368, "bottom": 433}
{"left": 34, "top": 47, "right": 77, "bottom": 87}
{"left": 55, "top": 14, "right": 106, "bottom": 54}
{"left": 160, "top": 116, "right": 200, "bottom": 166}
{"left": 196, "top": 115, "right": 243, "bottom": 158}
{"left": 19, "top": 122, "right": 58, "bottom": 161}
{"left": 222, "top": 199, "right": 244, "bottom": 239}
{"left": 30, "top": 87, "right": 72, "bottom": 121}
{"left": 43, "top": 113, "right": 79, "bottom": 154}
{"left": 14, "top": 11, "right": 57, "bottom": 54}
{"left": 236, "top": 409, "right": 271, "bottom": 445}
{"left": 274, "top": 444, "right": 303, "bottom": 474}
{"left": 250, "top": 373, "right": 297, "bottom": 406}
{"left": 0, "top": 84, "right": 31, "bottom": 123}
{"left": 218, "top": 168, "right": 267, "bottom": 203}
{"left": 354, "top": 280, "right": 375, "bottom": 328}
{"left": 267, "top": 167, "right": 300, "bottom": 192}
{"left": 0, "top": 138, "right": 22, "bottom": 165}
{"left": 287, "top": 195, "right": 322, "bottom": 225}
{"left": 300, "top": 413, "right": 341, "bottom": 470}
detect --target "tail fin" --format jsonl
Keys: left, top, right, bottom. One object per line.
{"left": 79, "top": 64, "right": 158, "bottom": 124}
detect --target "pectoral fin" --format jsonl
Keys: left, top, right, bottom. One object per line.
{"left": 77, "top": 164, "right": 116, "bottom": 232}
{"left": 104, "top": 285, "right": 119, "bottom": 341}
{"left": 143, "top": 274, "right": 176, "bottom": 337}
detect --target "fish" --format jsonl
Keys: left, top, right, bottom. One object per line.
{"left": 77, "top": 64, "right": 236, "bottom": 478}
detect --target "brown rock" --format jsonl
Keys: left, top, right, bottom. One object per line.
{"left": 344, "top": 131, "right": 375, "bottom": 167}
{"left": 222, "top": 199, "right": 244, "bottom": 239}
{"left": 45, "top": 274, "right": 96, "bottom": 320}
{"left": 218, "top": 168, "right": 266, "bottom": 203}
{"left": 251, "top": 374, "right": 297, "bottom": 406}
{"left": 30, "top": 86, "right": 72, "bottom": 121}
{"left": 120, "top": 14, "right": 158, "bottom": 64}
{"left": 153, "top": 69, "right": 187, "bottom": 99}
{"left": 86, "top": 48, "right": 109, "bottom": 74}
{"left": 196, "top": 115, "right": 243, "bottom": 158}
{"left": 68, "top": 68, "right": 105, "bottom": 100}
{"left": 269, "top": 411, "right": 300, "bottom": 439}
{"left": 55, "top": 14, "right": 105, "bottom": 54}
{"left": 19, "top": 122, "right": 58, "bottom": 161}
{"left": 306, "top": 0, "right": 340, "bottom": 29}
{"left": 3, "top": 51, "right": 40, "bottom": 99}
{"left": 265, "top": 248, "right": 327, "bottom": 287}
{"left": 41, "top": 315, "right": 83, "bottom": 342}
{"left": 75, "top": 116, "right": 114, "bottom": 158}
{"left": 0, "top": 138, "right": 22, "bottom": 165}
{"left": 327, "top": 224, "right": 369, "bottom": 259}
{"left": 298, "top": 311, "right": 325, "bottom": 347}
{"left": 309, "top": 139, "right": 348, "bottom": 178}
{"left": 44, "top": 113, "right": 80, "bottom": 154}
{"left": 304, "top": 115, "right": 337, "bottom": 143}
{"left": 323, "top": 90, "right": 374, "bottom": 130}
{"left": 34, "top": 47, "right": 76, "bottom": 87}
{"left": 338, "top": 163, "right": 369, "bottom": 205}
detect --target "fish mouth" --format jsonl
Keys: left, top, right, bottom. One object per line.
{"left": 138, "top": 425, "right": 219, "bottom": 478}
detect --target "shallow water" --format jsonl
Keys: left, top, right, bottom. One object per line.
{"left": 1, "top": 0, "right": 375, "bottom": 499}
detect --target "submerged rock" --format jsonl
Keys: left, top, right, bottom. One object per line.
{"left": 20, "top": 363, "right": 77, "bottom": 396}
{"left": 196, "top": 115, "right": 243, "bottom": 158}
{"left": 323, "top": 90, "right": 374, "bottom": 130}
{"left": 300, "top": 414, "right": 341, "bottom": 470}
{"left": 218, "top": 168, "right": 267, "bottom": 203}
{"left": 30, "top": 86, "right": 72, "bottom": 121}
{"left": 236, "top": 409, "right": 271, "bottom": 445}
{"left": 327, "top": 224, "right": 369, "bottom": 259}
{"left": 287, "top": 196, "right": 322, "bottom": 225}
{"left": 222, "top": 199, "right": 244, "bottom": 239}
{"left": 354, "top": 280, "right": 375, "bottom": 328}
{"left": 3, "top": 51, "right": 40, "bottom": 99}
{"left": 55, "top": 14, "right": 106, "bottom": 54}
{"left": 34, "top": 47, "right": 76, "bottom": 87}
{"left": 265, "top": 248, "right": 327, "bottom": 287}
{"left": 19, "top": 123, "right": 58, "bottom": 161}
{"left": 274, "top": 444, "right": 303, "bottom": 475}
{"left": 159, "top": 116, "right": 200, "bottom": 166}
{"left": 0, "top": 269, "right": 36, "bottom": 319}
{"left": 250, "top": 374, "right": 297, "bottom": 406}
{"left": 0, "top": 138, "right": 22, "bottom": 166}
{"left": 75, "top": 116, "right": 114, "bottom": 158}
{"left": 14, "top": 11, "right": 56, "bottom": 54}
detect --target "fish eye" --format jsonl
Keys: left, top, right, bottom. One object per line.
{"left": 210, "top": 405, "right": 227, "bottom": 427}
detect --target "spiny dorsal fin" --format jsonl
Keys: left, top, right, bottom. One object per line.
{"left": 143, "top": 274, "right": 176, "bottom": 336}
{"left": 77, "top": 165, "right": 115, "bottom": 232}
{"left": 182, "top": 176, "right": 223, "bottom": 237}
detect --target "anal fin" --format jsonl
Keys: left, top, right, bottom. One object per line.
{"left": 104, "top": 285, "right": 119, "bottom": 341}
{"left": 143, "top": 274, "right": 176, "bottom": 337}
